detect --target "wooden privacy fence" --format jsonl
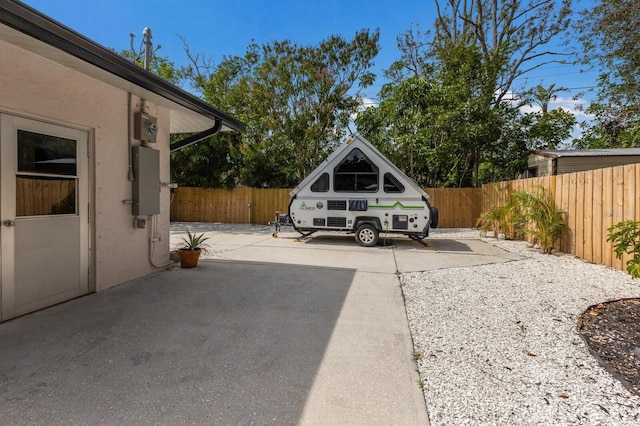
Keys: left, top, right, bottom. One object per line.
{"left": 427, "top": 188, "right": 482, "bottom": 228}
{"left": 171, "top": 163, "right": 640, "bottom": 274}
{"left": 481, "top": 163, "right": 640, "bottom": 273}
{"left": 170, "top": 187, "right": 290, "bottom": 225}
{"left": 170, "top": 187, "right": 481, "bottom": 228}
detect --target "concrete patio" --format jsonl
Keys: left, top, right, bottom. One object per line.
{"left": 0, "top": 225, "right": 519, "bottom": 425}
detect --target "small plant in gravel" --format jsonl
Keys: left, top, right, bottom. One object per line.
{"left": 476, "top": 186, "right": 526, "bottom": 239}
{"left": 607, "top": 220, "right": 640, "bottom": 278}
{"left": 417, "top": 379, "right": 425, "bottom": 391}
{"left": 513, "top": 188, "right": 566, "bottom": 254}
{"left": 477, "top": 186, "right": 565, "bottom": 251}
{"left": 412, "top": 351, "right": 422, "bottom": 361}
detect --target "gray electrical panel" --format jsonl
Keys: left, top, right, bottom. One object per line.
{"left": 132, "top": 146, "right": 160, "bottom": 215}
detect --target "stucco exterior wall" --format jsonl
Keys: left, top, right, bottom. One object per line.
{"left": 0, "top": 39, "right": 171, "bottom": 292}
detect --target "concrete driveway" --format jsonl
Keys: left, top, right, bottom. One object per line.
{"left": 0, "top": 225, "right": 519, "bottom": 425}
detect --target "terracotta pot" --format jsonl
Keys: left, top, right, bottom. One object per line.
{"left": 179, "top": 248, "right": 201, "bottom": 268}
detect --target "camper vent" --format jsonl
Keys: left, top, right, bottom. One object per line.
{"left": 327, "top": 217, "right": 347, "bottom": 227}
{"left": 313, "top": 218, "right": 326, "bottom": 226}
{"left": 327, "top": 200, "right": 347, "bottom": 210}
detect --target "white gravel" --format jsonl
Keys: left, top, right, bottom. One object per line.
{"left": 403, "top": 229, "right": 640, "bottom": 425}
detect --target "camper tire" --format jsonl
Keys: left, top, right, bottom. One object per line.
{"left": 355, "top": 224, "right": 379, "bottom": 247}
{"left": 430, "top": 206, "right": 439, "bottom": 229}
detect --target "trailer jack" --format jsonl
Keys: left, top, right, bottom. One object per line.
{"left": 409, "top": 234, "right": 430, "bottom": 247}
{"left": 269, "top": 211, "right": 292, "bottom": 237}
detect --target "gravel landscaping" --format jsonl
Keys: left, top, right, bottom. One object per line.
{"left": 404, "top": 229, "right": 640, "bottom": 425}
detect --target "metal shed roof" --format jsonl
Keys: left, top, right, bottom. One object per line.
{"left": 531, "top": 148, "right": 640, "bottom": 159}
{"left": 0, "top": 0, "right": 245, "bottom": 135}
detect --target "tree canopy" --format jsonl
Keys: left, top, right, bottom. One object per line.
{"left": 171, "top": 30, "right": 379, "bottom": 188}
{"left": 574, "top": 0, "right": 640, "bottom": 149}
{"left": 119, "top": 0, "right": 640, "bottom": 189}
{"left": 357, "top": 0, "right": 573, "bottom": 187}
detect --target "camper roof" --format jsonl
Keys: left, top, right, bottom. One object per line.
{"left": 290, "top": 134, "right": 429, "bottom": 199}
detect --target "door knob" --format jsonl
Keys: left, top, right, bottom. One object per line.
{"left": 3, "top": 220, "right": 15, "bottom": 227}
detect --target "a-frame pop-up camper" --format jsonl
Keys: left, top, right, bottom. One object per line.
{"left": 288, "top": 135, "right": 438, "bottom": 246}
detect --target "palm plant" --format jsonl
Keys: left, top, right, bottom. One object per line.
{"left": 477, "top": 185, "right": 526, "bottom": 239}
{"left": 515, "top": 188, "right": 566, "bottom": 254}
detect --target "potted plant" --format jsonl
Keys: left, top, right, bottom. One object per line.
{"left": 178, "top": 230, "right": 210, "bottom": 268}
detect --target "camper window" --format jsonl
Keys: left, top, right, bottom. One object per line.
{"left": 333, "top": 148, "right": 379, "bottom": 192}
{"left": 383, "top": 173, "right": 405, "bottom": 193}
{"left": 311, "top": 173, "right": 329, "bottom": 192}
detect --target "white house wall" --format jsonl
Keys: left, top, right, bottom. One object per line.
{"left": 0, "top": 38, "right": 171, "bottom": 292}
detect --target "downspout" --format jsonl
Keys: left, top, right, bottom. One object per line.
{"left": 170, "top": 119, "right": 222, "bottom": 152}
{"left": 127, "top": 92, "right": 135, "bottom": 180}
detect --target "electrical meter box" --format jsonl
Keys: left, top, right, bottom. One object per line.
{"left": 134, "top": 112, "right": 158, "bottom": 143}
{"left": 132, "top": 146, "right": 160, "bottom": 215}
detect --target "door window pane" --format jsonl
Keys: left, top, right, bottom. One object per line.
{"left": 16, "top": 130, "right": 78, "bottom": 216}
{"left": 16, "top": 176, "right": 76, "bottom": 216}
{"left": 18, "top": 130, "right": 77, "bottom": 176}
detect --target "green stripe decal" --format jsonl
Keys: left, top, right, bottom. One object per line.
{"left": 369, "top": 202, "right": 425, "bottom": 210}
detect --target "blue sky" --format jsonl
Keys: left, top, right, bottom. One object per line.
{"left": 22, "top": 0, "right": 600, "bottom": 132}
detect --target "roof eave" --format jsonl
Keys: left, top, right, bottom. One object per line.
{"left": 0, "top": 0, "right": 245, "bottom": 133}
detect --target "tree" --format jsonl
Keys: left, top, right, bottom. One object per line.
{"left": 171, "top": 53, "right": 250, "bottom": 188}
{"left": 359, "top": 43, "right": 519, "bottom": 187}
{"left": 573, "top": 102, "right": 640, "bottom": 149}
{"left": 579, "top": 0, "right": 640, "bottom": 106}
{"left": 519, "top": 85, "right": 577, "bottom": 150}
{"left": 576, "top": 0, "right": 640, "bottom": 149}
{"left": 177, "top": 30, "right": 380, "bottom": 188}
{"left": 432, "top": 0, "right": 572, "bottom": 105}
{"left": 361, "top": 0, "right": 573, "bottom": 187}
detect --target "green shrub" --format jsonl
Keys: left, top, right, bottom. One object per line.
{"left": 478, "top": 186, "right": 566, "bottom": 253}
{"left": 514, "top": 188, "right": 566, "bottom": 254}
{"left": 476, "top": 186, "right": 526, "bottom": 239}
{"left": 607, "top": 220, "right": 640, "bottom": 278}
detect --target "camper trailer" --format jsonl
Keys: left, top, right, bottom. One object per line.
{"left": 288, "top": 135, "right": 438, "bottom": 247}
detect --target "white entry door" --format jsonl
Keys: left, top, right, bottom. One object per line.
{"left": 1, "top": 115, "right": 89, "bottom": 321}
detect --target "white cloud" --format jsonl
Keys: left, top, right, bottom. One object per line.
{"left": 549, "top": 96, "right": 594, "bottom": 123}
{"left": 350, "top": 97, "right": 378, "bottom": 124}
{"left": 507, "top": 91, "right": 596, "bottom": 143}
{"left": 508, "top": 92, "right": 594, "bottom": 122}
{"left": 359, "top": 97, "right": 378, "bottom": 111}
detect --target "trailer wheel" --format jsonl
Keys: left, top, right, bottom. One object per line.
{"left": 430, "top": 206, "right": 439, "bottom": 229}
{"left": 355, "top": 224, "right": 379, "bottom": 247}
